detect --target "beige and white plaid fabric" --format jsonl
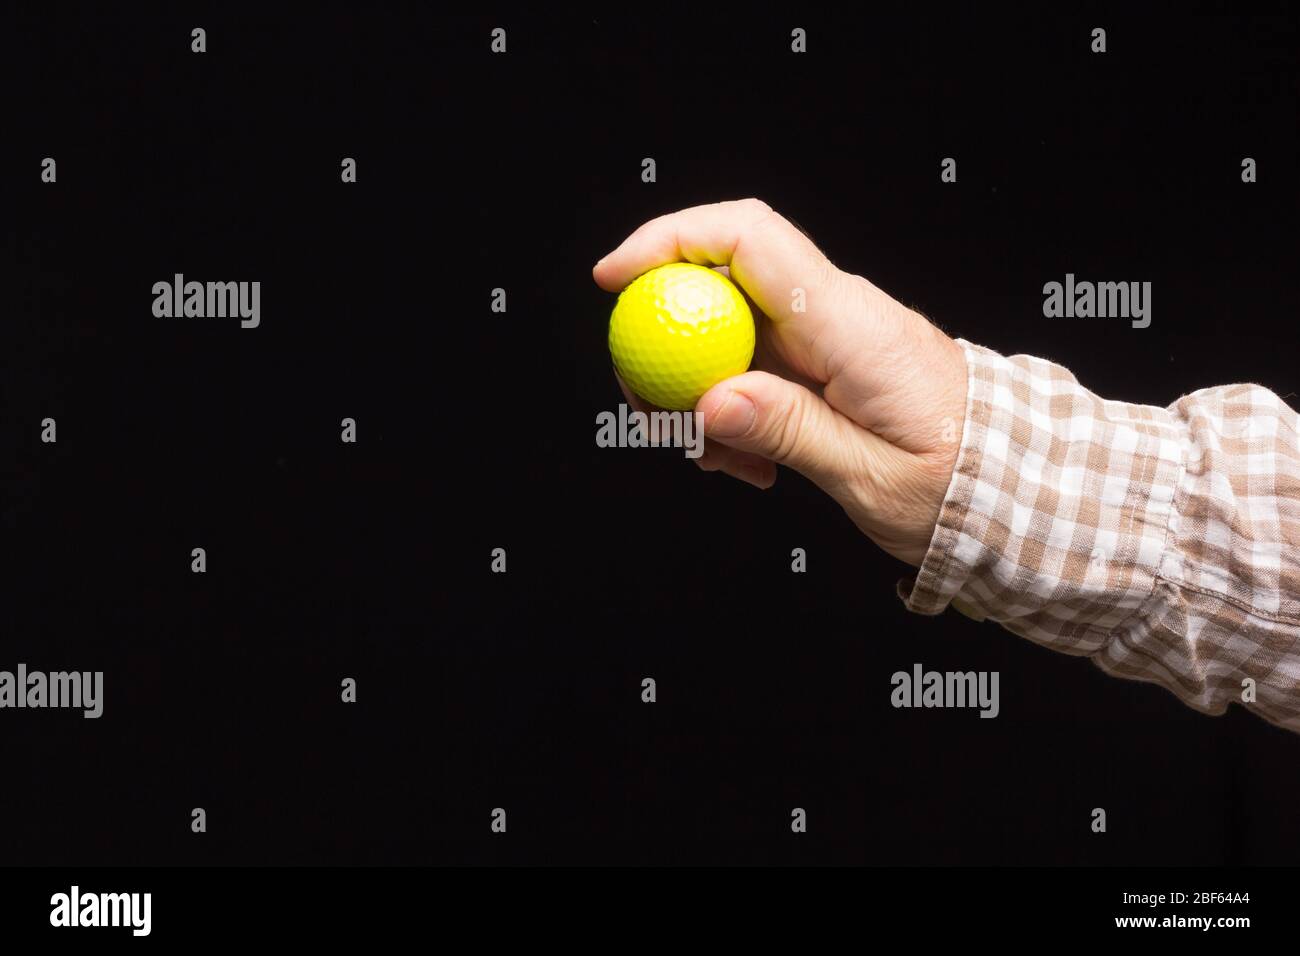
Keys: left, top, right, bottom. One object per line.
{"left": 901, "top": 339, "right": 1300, "bottom": 732}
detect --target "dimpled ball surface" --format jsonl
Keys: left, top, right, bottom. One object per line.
{"left": 608, "top": 262, "right": 756, "bottom": 411}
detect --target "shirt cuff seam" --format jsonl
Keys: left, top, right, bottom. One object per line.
{"left": 899, "top": 338, "right": 985, "bottom": 615}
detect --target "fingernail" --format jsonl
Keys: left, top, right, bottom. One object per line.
{"left": 702, "top": 390, "right": 755, "bottom": 438}
{"left": 594, "top": 256, "right": 607, "bottom": 269}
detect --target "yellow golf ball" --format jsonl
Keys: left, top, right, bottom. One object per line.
{"left": 608, "top": 263, "right": 756, "bottom": 411}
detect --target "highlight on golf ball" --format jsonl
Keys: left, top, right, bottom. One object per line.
{"left": 608, "top": 262, "right": 756, "bottom": 411}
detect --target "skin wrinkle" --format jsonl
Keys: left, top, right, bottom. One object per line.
{"left": 728, "top": 199, "right": 775, "bottom": 285}
{"left": 770, "top": 390, "right": 809, "bottom": 467}
{"left": 801, "top": 282, "right": 840, "bottom": 382}
{"left": 808, "top": 241, "right": 839, "bottom": 320}
{"left": 848, "top": 294, "right": 936, "bottom": 450}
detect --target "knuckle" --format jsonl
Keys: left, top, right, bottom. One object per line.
{"left": 812, "top": 249, "right": 839, "bottom": 296}
{"left": 769, "top": 397, "right": 808, "bottom": 464}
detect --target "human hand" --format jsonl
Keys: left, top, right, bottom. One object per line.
{"left": 594, "top": 199, "right": 969, "bottom": 567}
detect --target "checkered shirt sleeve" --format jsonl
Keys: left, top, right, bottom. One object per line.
{"left": 900, "top": 339, "right": 1300, "bottom": 732}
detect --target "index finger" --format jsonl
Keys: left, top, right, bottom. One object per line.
{"left": 591, "top": 199, "right": 835, "bottom": 325}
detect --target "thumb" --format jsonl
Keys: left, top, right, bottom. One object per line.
{"left": 696, "top": 371, "right": 867, "bottom": 493}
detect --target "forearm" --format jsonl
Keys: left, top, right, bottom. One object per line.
{"left": 900, "top": 340, "right": 1300, "bottom": 731}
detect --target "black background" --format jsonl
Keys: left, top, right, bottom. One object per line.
{"left": 4, "top": 5, "right": 1298, "bottom": 866}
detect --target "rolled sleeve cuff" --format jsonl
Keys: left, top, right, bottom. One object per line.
{"left": 896, "top": 339, "right": 1184, "bottom": 645}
